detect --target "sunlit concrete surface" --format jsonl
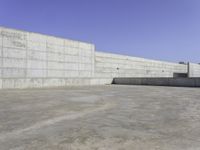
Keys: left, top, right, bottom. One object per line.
{"left": 0, "top": 85, "right": 200, "bottom": 150}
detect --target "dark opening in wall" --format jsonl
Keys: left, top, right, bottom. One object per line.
{"left": 173, "top": 73, "right": 188, "bottom": 78}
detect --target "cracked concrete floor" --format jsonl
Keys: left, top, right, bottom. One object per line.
{"left": 0, "top": 85, "right": 200, "bottom": 150}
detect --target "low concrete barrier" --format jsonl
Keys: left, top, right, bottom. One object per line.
{"left": 112, "top": 78, "right": 200, "bottom": 87}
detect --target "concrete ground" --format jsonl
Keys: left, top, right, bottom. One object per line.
{"left": 0, "top": 85, "right": 200, "bottom": 150}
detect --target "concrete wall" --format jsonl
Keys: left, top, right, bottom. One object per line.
{"left": 0, "top": 26, "right": 198, "bottom": 89}
{"left": 95, "top": 52, "right": 188, "bottom": 78}
{"left": 188, "top": 63, "right": 200, "bottom": 77}
{"left": 0, "top": 27, "right": 113, "bottom": 89}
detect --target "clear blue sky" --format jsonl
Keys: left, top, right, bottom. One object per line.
{"left": 0, "top": 0, "right": 200, "bottom": 63}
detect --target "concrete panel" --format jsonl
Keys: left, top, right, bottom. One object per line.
{"left": 47, "top": 52, "right": 64, "bottom": 62}
{"left": 43, "top": 78, "right": 65, "bottom": 87}
{"left": 1, "top": 28, "right": 27, "bottom": 40}
{"left": 28, "top": 32, "right": 46, "bottom": 43}
{"left": 2, "top": 68, "right": 26, "bottom": 78}
{"left": 80, "top": 56, "right": 92, "bottom": 63}
{"left": 64, "top": 63, "right": 79, "bottom": 70}
{"left": 64, "top": 47, "right": 79, "bottom": 55}
{"left": 64, "top": 71, "right": 79, "bottom": 77}
{"left": 47, "top": 70, "right": 65, "bottom": 77}
{"left": 65, "top": 55, "right": 79, "bottom": 63}
{"left": 64, "top": 39, "right": 79, "bottom": 48}
{"left": 78, "top": 42, "right": 93, "bottom": 50}
{"left": 27, "top": 60, "right": 46, "bottom": 69}
{"left": 28, "top": 41, "right": 46, "bottom": 51}
{"left": 2, "top": 79, "right": 15, "bottom": 89}
{"left": 47, "top": 44, "right": 64, "bottom": 54}
{"left": 13, "top": 79, "right": 29, "bottom": 88}
{"left": 28, "top": 79, "right": 43, "bottom": 88}
{"left": 188, "top": 63, "right": 200, "bottom": 77}
{"left": 3, "top": 58, "right": 26, "bottom": 68}
{"left": 69, "top": 78, "right": 83, "bottom": 86}
{"left": 27, "top": 50, "right": 46, "bottom": 60}
{"left": 3, "top": 37, "right": 26, "bottom": 49}
{"left": 3, "top": 47, "right": 26, "bottom": 59}
{"left": 27, "top": 69, "right": 46, "bottom": 78}
{"left": 79, "top": 64, "right": 92, "bottom": 71}
{"left": 79, "top": 71, "right": 91, "bottom": 77}
{"left": 47, "top": 36, "right": 64, "bottom": 46}
{"left": 48, "top": 61, "right": 64, "bottom": 70}
{"left": 2, "top": 28, "right": 27, "bottom": 49}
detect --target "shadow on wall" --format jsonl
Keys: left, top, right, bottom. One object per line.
{"left": 112, "top": 77, "right": 200, "bottom": 87}
{"left": 173, "top": 73, "right": 188, "bottom": 78}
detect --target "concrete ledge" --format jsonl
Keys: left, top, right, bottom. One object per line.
{"left": 113, "top": 78, "right": 200, "bottom": 87}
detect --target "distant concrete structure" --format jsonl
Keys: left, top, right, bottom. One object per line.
{"left": 0, "top": 26, "right": 199, "bottom": 89}
{"left": 188, "top": 63, "right": 200, "bottom": 77}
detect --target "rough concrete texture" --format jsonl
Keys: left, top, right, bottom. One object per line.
{"left": 1, "top": 26, "right": 195, "bottom": 89}
{"left": 95, "top": 52, "right": 187, "bottom": 78}
{"left": 188, "top": 63, "right": 200, "bottom": 77}
{"left": 0, "top": 26, "right": 97, "bottom": 89}
{"left": 0, "top": 85, "right": 200, "bottom": 150}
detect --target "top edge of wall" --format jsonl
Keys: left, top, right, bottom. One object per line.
{"left": 0, "top": 26, "right": 94, "bottom": 46}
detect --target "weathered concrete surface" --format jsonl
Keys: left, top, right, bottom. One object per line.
{"left": 0, "top": 85, "right": 200, "bottom": 150}
{"left": 113, "top": 77, "right": 200, "bottom": 87}
{"left": 95, "top": 52, "right": 188, "bottom": 78}
{"left": 1, "top": 26, "right": 194, "bottom": 89}
{"left": 0, "top": 26, "right": 96, "bottom": 89}
{"left": 188, "top": 63, "right": 200, "bottom": 77}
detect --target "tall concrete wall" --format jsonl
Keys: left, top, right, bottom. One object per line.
{"left": 0, "top": 27, "right": 113, "bottom": 89}
{"left": 188, "top": 63, "right": 200, "bottom": 77}
{"left": 95, "top": 52, "right": 187, "bottom": 78}
{"left": 0, "top": 26, "right": 198, "bottom": 89}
